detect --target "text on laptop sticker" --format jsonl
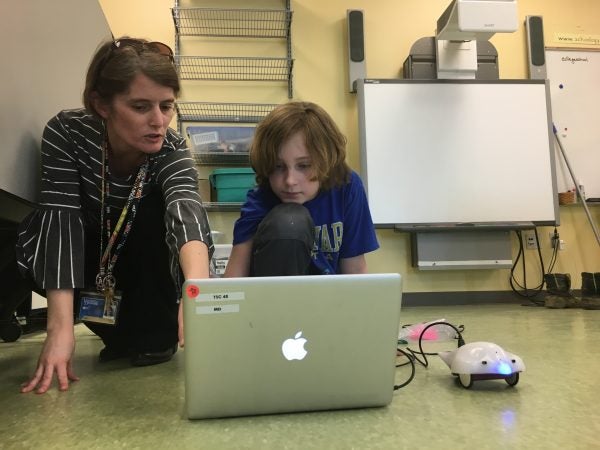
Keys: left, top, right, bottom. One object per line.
{"left": 195, "top": 291, "right": 245, "bottom": 302}
{"left": 197, "top": 304, "right": 240, "bottom": 315}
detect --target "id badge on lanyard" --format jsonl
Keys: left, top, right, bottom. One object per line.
{"left": 82, "top": 140, "right": 147, "bottom": 326}
{"left": 79, "top": 288, "right": 122, "bottom": 325}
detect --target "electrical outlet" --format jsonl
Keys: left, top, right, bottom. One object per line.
{"left": 549, "top": 232, "right": 565, "bottom": 250}
{"left": 525, "top": 232, "right": 538, "bottom": 249}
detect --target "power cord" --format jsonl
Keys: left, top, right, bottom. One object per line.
{"left": 393, "top": 321, "right": 465, "bottom": 390}
{"left": 393, "top": 348, "right": 415, "bottom": 390}
{"left": 547, "top": 227, "right": 560, "bottom": 274}
{"left": 510, "top": 227, "right": 551, "bottom": 305}
{"left": 509, "top": 227, "right": 561, "bottom": 306}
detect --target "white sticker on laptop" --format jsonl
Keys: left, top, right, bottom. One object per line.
{"left": 196, "top": 291, "right": 245, "bottom": 302}
{"left": 196, "top": 304, "right": 240, "bottom": 315}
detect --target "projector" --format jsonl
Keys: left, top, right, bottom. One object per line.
{"left": 437, "top": 0, "right": 519, "bottom": 41}
{"left": 438, "top": 341, "right": 525, "bottom": 389}
{"left": 434, "top": 0, "right": 518, "bottom": 78}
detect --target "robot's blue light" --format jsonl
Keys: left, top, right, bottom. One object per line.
{"left": 497, "top": 362, "right": 512, "bottom": 375}
{"left": 501, "top": 409, "right": 516, "bottom": 428}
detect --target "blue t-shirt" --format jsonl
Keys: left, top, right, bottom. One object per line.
{"left": 232, "top": 171, "right": 379, "bottom": 274}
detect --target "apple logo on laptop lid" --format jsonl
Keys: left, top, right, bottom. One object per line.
{"left": 281, "top": 331, "right": 308, "bottom": 361}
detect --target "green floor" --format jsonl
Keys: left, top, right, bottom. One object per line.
{"left": 1, "top": 304, "right": 599, "bottom": 449}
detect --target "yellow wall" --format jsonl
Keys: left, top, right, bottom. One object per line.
{"left": 99, "top": 0, "right": 600, "bottom": 293}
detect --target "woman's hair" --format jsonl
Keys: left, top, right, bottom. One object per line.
{"left": 250, "top": 101, "right": 351, "bottom": 190}
{"left": 83, "top": 37, "right": 179, "bottom": 117}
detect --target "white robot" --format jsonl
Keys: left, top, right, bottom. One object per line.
{"left": 439, "top": 341, "right": 525, "bottom": 389}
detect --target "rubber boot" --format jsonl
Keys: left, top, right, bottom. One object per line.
{"left": 581, "top": 272, "right": 600, "bottom": 310}
{"left": 543, "top": 273, "right": 578, "bottom": 308}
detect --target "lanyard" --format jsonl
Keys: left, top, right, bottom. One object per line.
{"left": 96, "top": 140, "right": 149, "bottom": 292}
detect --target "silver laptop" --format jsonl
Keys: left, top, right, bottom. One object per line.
{"left": 182, "top": 273, "right": 402, "bottom": 419}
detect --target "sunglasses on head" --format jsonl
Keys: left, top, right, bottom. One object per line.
{"left": 113, "top": 39, "right": 174, "bottom": 63}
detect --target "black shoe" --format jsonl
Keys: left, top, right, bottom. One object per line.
{"left": 130, "top": 345, "right": 177, "bottom": 367}
{"left": 99, "top": 346, "right": 129, "bottom": 363}
{"left": 581, "top": 272, "right": 600, "bottom": 310}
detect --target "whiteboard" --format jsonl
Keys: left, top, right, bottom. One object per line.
{"left": 357, "top": 79, "right": 559, "bottom": 227}
{"left": 0, "top": 0, "right": 111, "bottom": 204}
{"left": 546, "top": 49, "right": 600, "bottom": 200}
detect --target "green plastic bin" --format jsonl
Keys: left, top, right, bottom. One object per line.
{"left": 209, "top": 168, "right": 256, "bottom": 202}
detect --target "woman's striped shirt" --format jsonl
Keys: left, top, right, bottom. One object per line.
{"left": 16, "top": 109, "right": 213, "bottom": 294}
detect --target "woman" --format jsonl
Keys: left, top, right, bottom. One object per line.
{"left": 224, "top": 101, "right": 378, "bottom": 277}
{"left": 17, "top": 37, "right": 213, "bottom": 394}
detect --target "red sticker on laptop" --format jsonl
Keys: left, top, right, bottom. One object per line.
{"left": 186, "top": 284, "right": 200, "bottom": 298}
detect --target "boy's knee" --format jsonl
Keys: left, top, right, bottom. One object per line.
{"left": 256, "top": 203, "right": 314, "bottom": 243}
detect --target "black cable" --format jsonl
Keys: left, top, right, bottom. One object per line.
{"left": 509, "top": 231, "right": 531, "bottom": 294}
{"left": 534, "top": 227, "right": 546, "bottom": 281}
{"left": 401, "top": 321, "right": 466, "bottom": 369}
{"left": 393, "top": 347, "right": 415, "bottom": 390}
{"left": 546, "top": 227, "right": 560, "bottom": 274}
{"left": 509, "top": 228, "right": 546, "bottom": 304}
{"left": 393, "top": 321, "right": 470, "bottom": 390}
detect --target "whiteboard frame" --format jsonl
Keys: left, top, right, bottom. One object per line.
{"left": 357, "top": 79, "right": 559, "bottom": 229}
{"left": 546, "top": 47, "right": 600, "bottom": 200}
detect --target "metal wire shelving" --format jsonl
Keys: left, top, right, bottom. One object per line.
{"left": 171, "top": 3, "right": 293, "bottom": 97}
{"left": 176, "top": 101, "right": 278, "bottom": 123}
{"left": 172, "top": 7, "right": 291, "bottom": 39}
{"left": 172, "top": 2, "right": 292, "bottom": 207}
{"left": 176, "top": 56, "right": 293, "bottom": 83}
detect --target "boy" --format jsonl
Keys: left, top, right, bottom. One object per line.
{"left": 224, "top": 101, "right": 378, "bottom": 277}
